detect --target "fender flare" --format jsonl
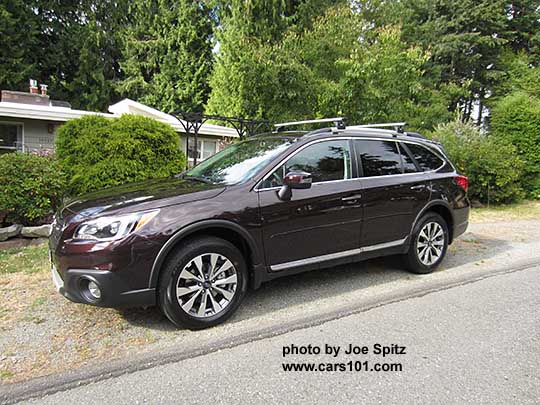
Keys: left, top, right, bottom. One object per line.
{"left": 410, "top": 199, "right": 455, "bottom": 243}
{"left": 148, "top": 219, "right": 261, "bottom": 289}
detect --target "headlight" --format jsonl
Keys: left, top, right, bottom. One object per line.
{"left": 73, "top": 210, "right": 159, "bottom": 241}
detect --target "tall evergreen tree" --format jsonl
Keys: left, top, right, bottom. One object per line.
{"left": 0, "top": 0, "right": 40, "bottom": 92}
{"left": 206, "top": 0, "right": 342, "bottom": 119}
{"left": 117, "top": 0, "right": 214, "bottom": 113}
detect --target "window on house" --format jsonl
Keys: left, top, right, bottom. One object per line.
{"left": 0, "top": 122, "right": 23, "bottom": 152}
{"left": 188, "top": 138, "right": 218, "bottom": 161}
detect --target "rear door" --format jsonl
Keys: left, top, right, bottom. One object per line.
{"left": 354, "top": 139, "right": 430, "bottom": 247}
{"left": 258, "top": 139, "right": 363, "bottom": 271}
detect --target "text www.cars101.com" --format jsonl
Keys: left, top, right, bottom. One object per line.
{"left": 282, "top": 361, "right": 403, "bottom": 372}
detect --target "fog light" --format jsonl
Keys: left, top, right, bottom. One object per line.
{"left": 87, "top": 281, "right": 101, "bottom": 300}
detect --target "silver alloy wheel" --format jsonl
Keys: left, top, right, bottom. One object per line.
{"left": 416, "top": 222, "right": 445, "bottom": 266}
{"left": 176, "top": 253, "right": 238, "bottom": 318}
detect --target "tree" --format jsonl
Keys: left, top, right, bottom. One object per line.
{"left": 376, "top": 0, "right": 509, "bottom": 122}
{"left": 490, "top": 91, "right": 540, "bottom": 198}
{"left": 206, "top": 0, "right": 343, "bottom": 119}
{"left": 0, "top": 0, "right": 40, "bottom": 91}
{"left": 117, "top": 0, "right": 214, "bottom": 113}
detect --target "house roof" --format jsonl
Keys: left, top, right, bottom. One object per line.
{"left": 0, "top": 100, "right": 113, "bottom": 121}
{"left": 108, "top": 99, "right": 239, "bottom": 137}
{"left": 0, "top": 98, "right": 238, "bottom": 138}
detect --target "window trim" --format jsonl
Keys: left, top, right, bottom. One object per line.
{"left": 255, "top": 137, "right": 452, "bottom": 191}
{"left": 255, "top": 138, "right": 355, "bottom": 191}
{"left": 0, "top": 120, "right": 24, "bottom": 152}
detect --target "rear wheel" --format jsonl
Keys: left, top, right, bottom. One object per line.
{"left": 158, "top": 236, "right": 248, "bottom": 329}
{"left": 403, "top": 212, "right": 448, "bottom": 274}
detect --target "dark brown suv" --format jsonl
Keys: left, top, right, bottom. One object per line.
{"left": 49, "top": 120, "right": 470, "bottom": 329}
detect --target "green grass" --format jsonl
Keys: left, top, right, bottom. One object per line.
{"left": 0, "top": 244, "right": 49, "bottom": 274}
{"left": 470, "top": 200, "right": 540, "bottom": 223}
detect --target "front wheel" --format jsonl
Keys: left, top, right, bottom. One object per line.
{"left": 158, "top": 236, "right": 248, "bottom": 329}
{"left": 403, "top": 212, "right": 449, "bottom": 274}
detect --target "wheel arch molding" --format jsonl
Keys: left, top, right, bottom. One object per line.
{"left": 148, "top": 219, "right": 261, "bottom": 289}
{"left": 410, "top": 200, "right": 455, "bottom": 243}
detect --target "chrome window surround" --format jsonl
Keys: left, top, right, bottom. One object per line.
{"left": 255, "top": 137, "right": 451, "bottom": 192}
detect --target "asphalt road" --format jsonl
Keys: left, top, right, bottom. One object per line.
{"left": 26, "top": 263, "right": 540, "bottom": 404}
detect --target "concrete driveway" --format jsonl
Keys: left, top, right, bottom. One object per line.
{"left": 2, "top": 220, "right": 540, "bottom": 404}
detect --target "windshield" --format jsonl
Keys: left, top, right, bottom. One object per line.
{"left": 184, "top": 138, "right": 294, "bottom": 185}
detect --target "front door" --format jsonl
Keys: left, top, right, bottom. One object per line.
{"left": 258, "top": 139, "right": 363, "bottom": 271}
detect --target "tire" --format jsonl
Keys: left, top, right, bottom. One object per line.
{"left": 403, "top": 212, "right": 449, "bottom": 274}
{"left": 158, "top": 236, "right": 248, "bottom": 329}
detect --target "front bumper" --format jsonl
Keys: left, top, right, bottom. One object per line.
{"left": 51, "top": 265, "right": 156, "bottom": 308}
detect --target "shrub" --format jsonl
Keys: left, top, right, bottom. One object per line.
{"left": 490, "top": 91, "right": 540, "bottom": 199}
{"left": 432, "top": 120, "right": 525, "bottom": 204}
{"left": 0, "top": 152, "right": 66, "bottom": 226}
{"left": 56, "top": 114, "right": 186, "bottom": 196}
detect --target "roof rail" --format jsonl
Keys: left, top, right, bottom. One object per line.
{"left": 275, "top": 117, "right": 346, "bottom": 131}
{"left": 348, "top": 122, "right": 407, "bottom": 133}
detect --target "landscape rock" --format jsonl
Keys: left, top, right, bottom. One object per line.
{"left": 0, "top": 224, "right": 22, "bottom": 241}
{"left": 21, "top": 225, "right": 51, "bottom": 238}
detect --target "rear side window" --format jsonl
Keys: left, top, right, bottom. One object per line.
{"left": 356, "top": 140, "right": 402, "bottom": 177}
{"left": 398, "top": 143, "right": 418, "bottom": 173}
{"left": 406, "top": 143, "right": 444, "bottom": 171}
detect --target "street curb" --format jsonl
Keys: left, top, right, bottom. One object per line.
{"left": 1, "top": 257, "right": 540, "bottom": 404}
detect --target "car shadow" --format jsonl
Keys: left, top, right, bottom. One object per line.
{"left": 118, "top": 232, "right": 510, "bottom": 331}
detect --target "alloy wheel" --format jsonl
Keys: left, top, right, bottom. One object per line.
{"left": 416, "top": 222, "right": 445, "bottom": 266}
{"left": 176, "top": 253, "right": 238, "bottom": 318}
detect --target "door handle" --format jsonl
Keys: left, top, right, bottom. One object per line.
{"left": 342, "top": 194, "right": 362, "bottom": 202}
{"left": 410, "top": 185, "right": 425, "bottom": 190}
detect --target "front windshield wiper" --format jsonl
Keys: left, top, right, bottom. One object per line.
{"left": 180, "top": 174, "right": 214, "bottom": 184}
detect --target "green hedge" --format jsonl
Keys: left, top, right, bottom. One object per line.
{"left": 56, "top": 114, "right": 186, "bottom": 196}
{"left": 490, "top": 92, "right": 540, "bottom": 199}
{"left": 432, "top": 120, "right": 525, "bottom": 204}
{"left": 0, "top": 153, "right": 66, "bottom": 226}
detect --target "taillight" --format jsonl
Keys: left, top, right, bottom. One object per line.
{"left": 455, "top": 175, "right": 468, "bottom": 192}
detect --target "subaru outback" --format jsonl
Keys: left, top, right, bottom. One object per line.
{"left": 49, "top": 119, "right": 470, "bottom": 329}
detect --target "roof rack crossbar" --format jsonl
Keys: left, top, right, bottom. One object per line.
{"left": 350, "top": 122, "right": 407, "bottom": 133}
{"left": 275, "top": 117, "right": 346, "bottom": 131}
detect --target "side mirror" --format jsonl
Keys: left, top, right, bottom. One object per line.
{"left": 277, "top": 171, "right": 312, "bottom": 201}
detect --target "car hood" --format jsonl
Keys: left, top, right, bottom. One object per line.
{"left": 61, "top": 177, "right": 226, "bottom": 220}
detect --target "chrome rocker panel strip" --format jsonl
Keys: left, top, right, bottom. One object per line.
{"left": 270, "top": 238, "right": 407, "bottom": 271}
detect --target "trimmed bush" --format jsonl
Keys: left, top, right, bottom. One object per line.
{"left": 490, "top": 91, "right": 540, "bottom": 199}
{"left": 432, "top": 120, "right": 524, "bottom": 204}
{"left": 0, "top": 152, "right": 66, "bottom": 226}
{"left": 56, "top": 114, "right": 186, "bottom": 195}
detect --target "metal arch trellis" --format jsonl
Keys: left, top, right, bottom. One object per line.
{"left": 171, "top": 112, "right": 270, "bottom": 168}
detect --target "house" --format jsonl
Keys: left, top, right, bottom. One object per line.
{"left": 0, "top": 83, "right": 238, "bottom": 164}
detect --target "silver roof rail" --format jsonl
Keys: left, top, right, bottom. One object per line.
{"left": 275, "top": 117, "right": 346, "bottom": 131}
{"left": 348, "top": 122, "right": 407, "bottom": 133}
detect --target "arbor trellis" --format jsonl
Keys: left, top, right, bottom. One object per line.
{"left": 171, "top": 112, "right": 270, "bottom": 167}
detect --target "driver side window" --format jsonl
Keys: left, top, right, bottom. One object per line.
{"left": 262, "top": 140, "right": 352, "bottom": 188}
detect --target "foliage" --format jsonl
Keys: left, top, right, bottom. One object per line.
{"left": 206, "top": 0, "right": 343, "bottom": 121}
{"left": 55, "top": 114, "right": 186, "bottom": 196}
{"left": 0, "top": 153, "right": 66, "bottom": 226}
{"left": 432, "top": 120, "right": 524, "bottom": 204}
{"left": 117, "top": 0, "right": 214, "bottom": 113}
{"left": 490, "top": 92, "right": 540, "bottom": 198}
{"left": 0, "top": 0, "right": 39, "bottom": 91}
